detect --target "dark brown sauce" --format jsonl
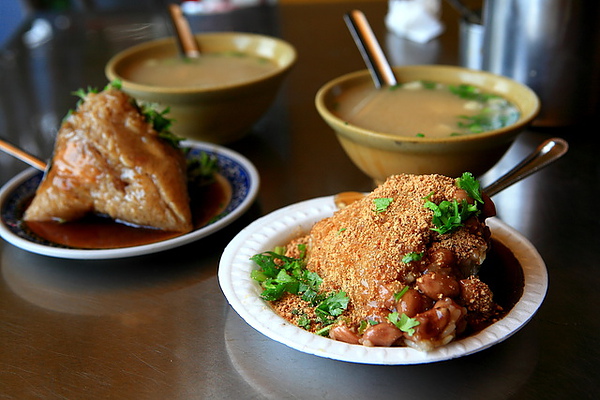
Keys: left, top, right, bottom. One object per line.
{"left": 460, "top": 238, "right": 525, "bottom": 337}
{"left": 24, "top": 174, "right": 231, "bottom": 249}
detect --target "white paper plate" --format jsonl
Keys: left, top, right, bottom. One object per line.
{"left": 0, "top": 141, "right": 259, "bottom": 259}
{"left": 218, "top": 196, "right": 547, "bottom": 365}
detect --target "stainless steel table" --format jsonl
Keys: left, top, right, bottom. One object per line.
{"left": 1, "top": 1, "right": 598, "bottom": 398}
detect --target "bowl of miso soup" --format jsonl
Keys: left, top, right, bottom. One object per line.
{"left": 106, "top": 32, "right": 296, "bottom": 143}
{"left": 315, "top": 65, "right": 540, "bottom": 182}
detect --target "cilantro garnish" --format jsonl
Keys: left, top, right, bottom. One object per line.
{"left": 72, "top": 86, "right": 98, "bottom": 100}
{"left": 402, "top": 252, "right": 423, "bottom": 264}
{"left": 187, "top": 151, "right": 219, "bottom": 187}
{"left": 455, "top": 172, "right": 484, "bottom": 204}
{"left": 423, "top": 173, "right": 485, "bottom": 234}
{"left": 387, "top": 312, "right": 420, "bottom": 336}
{"left": 358, "top": 319, "right": 379, "bottom": 334}
{"left": 457, "top": 112, "right": 509, "bottom": 133}
{"left": 373, "top": 197, "right": 394, "bottom": 213}
{"left": 448, "top": 84, "right": 498, "bottom": 102}
{"left": 315, "top": 291, "right": 349, "bottom": 324}
{"left": 297, "top": 314, "right": 311, "bottom": 329}
{"left": 423, "top": 192, "right": 479, "bottom": 235}
{"left": 393, "top": 286, "right": 410, "bottom": 302}
{"left": 250, "top": 246, "right": 349, "bottom": 332}
{"left": 137, "top": 104, "right": 181, "bottom": 147}
{"left": 421, "top": 80, "right": 437, "bottom": 90}
{"left": 250, "top": 250, "right": 312, "bottom": 301}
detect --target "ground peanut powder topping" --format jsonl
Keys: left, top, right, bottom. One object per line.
{"left": 282, "top": 174, "right": 490, "bottom": 331}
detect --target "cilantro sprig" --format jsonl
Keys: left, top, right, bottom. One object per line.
{"left": 423, "top": 172, "right": 484, "bottom": 234}
{"left": 449, "top": 84, "right": 498, "bottom": 102}
{"left": 393, "top": 286, "right": 410, "bottom": 302}
{"left": 373, "top": 197, "right": 394, "bottom": 213}
{"left": 315, "top": 291, "right": 349, "bottom": 325}
{"left": 250, "top": 245, "right": 349, "bottom": 333}
{"left": 187, "top": 151, "right": 219, "bottom": 187}
{"left": 387, "top": 312, "right": 420, "bottom": 336}
{"left": 456, "top": 172, "right": 484, "bottom": 204}
{"left": 250, "top": 247, "right": 314, "bottom": 301}
{"left": 424, "top": 195, "right": 479, "bottom": 234}
{"left": 449, "top": 84, "right": 519, "bottom": 134}
{"left": 402, "top": 252, "right": 423, "bottom": 264}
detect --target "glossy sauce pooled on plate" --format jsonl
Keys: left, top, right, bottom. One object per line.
{"left": 122, "top": 52, "right": 279, "bottom": 88}
{"left": 334, "top": 81, "right": 520, "bottom": 137}
{"left": 23, "top": 173, "right": 231, "bottom": 249}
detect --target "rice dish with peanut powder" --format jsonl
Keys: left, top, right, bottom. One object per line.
{"left": 251, "top": 173, "right": 502, "bottom": 351}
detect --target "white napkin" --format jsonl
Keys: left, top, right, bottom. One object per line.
{"left": 385, "top": 0, "right": 445, "bottom": 43}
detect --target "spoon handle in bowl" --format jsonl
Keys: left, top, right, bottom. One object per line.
{"left": 0, "top": 138, "right": 47, "bottom": 171}
{"left": 168, "top": 4, "right": 201, "bottom": 58}
{"left": 344, "top": 10, "right": 397, "bottom": 88}
{"left": 483, "top": 138, "right": 569, "bottom": 197}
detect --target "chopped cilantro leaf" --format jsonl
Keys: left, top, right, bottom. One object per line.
{"left": 297, "top": 314, "right": 311, "bottom": 329}
{"left": 449, "top": 84, "right": 498, "bottom": 102}
{"left": 250, "top": 247, "right": 349, "bottom": 331}
{"left": 421, "top": 80, "right": 437, "bottom": 89}
{"left": 315, "top": 291, "right": 349, "bottom": 324}
{"left": 402, "top": 252, "right": 423, "bottom": 264}
{"left": 250, "top": 250, "right": 325, "bottom": 303}
{"left": 423, "top": 192, "right": 479, "bottom": 235}
{"left": 138, "top": 104, "right": 180, "bottom": 145}
{"left": 373, "top": 197, "right": 394, "bottom": 213}
{"left": 315, "top": 325, "right": 333, "bottom": 336}
{"left": 456, "top": 172, "right": 484, "bottom": 204}
{"left": 393, "top": 286, "right": 410, "bottom": 301}
{"left": 387, "top": 312, "right": 420, "bottom": 336}
{"left": 358, "top": 319, "right": 379, "bottom": 334}
{"left": 187, "top": 151, "right": 219, "bottom": 187}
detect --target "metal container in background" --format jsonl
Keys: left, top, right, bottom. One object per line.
{"left": 459, "top": 0, "right": 600, "bottom": 127}
{"left": 458, "top": 16, "right": 483, "bottom": 70}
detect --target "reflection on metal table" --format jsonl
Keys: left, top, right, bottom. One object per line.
{"left": 1, "top": 1, "right": 598, "bottom": 398}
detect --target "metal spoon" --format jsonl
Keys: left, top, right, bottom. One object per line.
{"left": 167, "top": 3, "right": 201, "bottom": 58}
{"left": 483, "top": 137, "right": 569, "bottom": 196}
{"left": 344, "top": 9, "right": 397, "bottom": 88}
{"left": 335, "top": 137, "right": 568, "bottom": 209}
{"left": 0, "top": 138, "right": 46, "bottom": 171}
{"left": 0, "top": 134, "right": 568, "bottom": 198}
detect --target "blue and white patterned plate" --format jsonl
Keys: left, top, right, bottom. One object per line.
{"left": 0, "top": 140, "right": 259, "bottom": 259}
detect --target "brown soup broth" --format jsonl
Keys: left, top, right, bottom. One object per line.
{"left": 123, "top": 52, "right": 278, "bottom": 88}
{"left": 22, "top": 173, "right": 231, "bottom": 249}
{"left": 334, "top": 80, "right": 520, "bottom": 137}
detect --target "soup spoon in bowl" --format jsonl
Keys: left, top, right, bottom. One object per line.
{"left": 167, "top": 3, "right": 201, "bottom": 58}
{"left": 0, "top": 138, "right": 46, "bottom": 171}
{"left": 344, "top": 10, "right": 397, "bottom": 88}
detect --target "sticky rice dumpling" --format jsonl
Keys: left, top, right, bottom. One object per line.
{"left": 24, "top": 86, "right": 192, "bottom": 233}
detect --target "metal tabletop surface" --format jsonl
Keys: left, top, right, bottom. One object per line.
{"left": 1, "top": 1, "right": 598, "bottom": 399}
